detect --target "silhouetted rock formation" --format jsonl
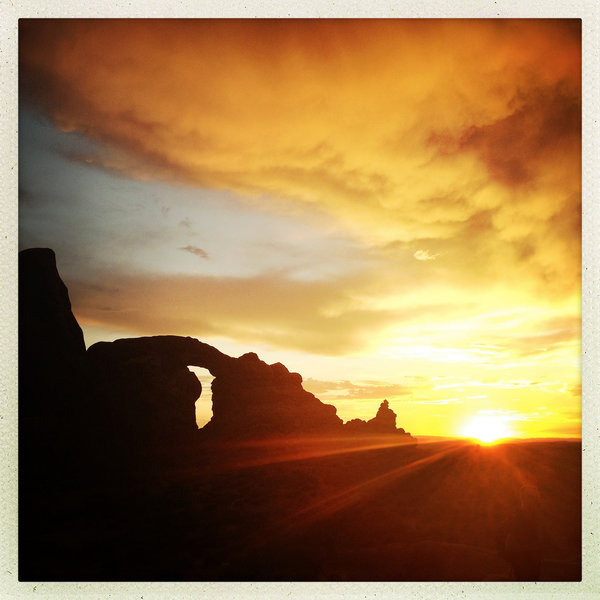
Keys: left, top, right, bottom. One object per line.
{"left": 18, "top": 247, "right": 414, "bottom": 579}
{"left": 86, "top": 337, "right": 415, "bottom": 441}
{"left": 344, "top": 400, "right": 412, "bottom": 437}
{"left": 19, "top": 248, "right": 86, "bottom": 358}
{"left": 19, "top": 248, "right": 87, "bottom": 432}
{"left": 18, "top": 247, "right": 94, "bottom": 482}
{"left": 87, "top": 337, "right": 206, "bottom": 453}
{"left": 88, "top": 336, "right": 345, "bottom": 440}
{"left": 371, "top": 399, "right": 398, "bottom": 431}
{"left": 19, "top": 248, "right": 94, "bottom": 579}
{"left": 204, "top": 350, "right": 344, "bottom": 438}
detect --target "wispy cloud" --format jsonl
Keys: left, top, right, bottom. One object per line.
{"left": 413, "top": 398, "right": 463, "bottom": 405}
{"left": 179, "top": 245, "right": 209, "bottom": 259}
{"left": 413, "top": 249, "right": 440, "bottom": 261}
{"left": 303, "top": 378, "right": 410, "bottom": 400}
{"left": 477, "top": 408, "right": 544, "bottom": 422}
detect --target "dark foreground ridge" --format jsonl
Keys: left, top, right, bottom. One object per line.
{"left": 18, "top": 248, "right": 581, "bottom": 582}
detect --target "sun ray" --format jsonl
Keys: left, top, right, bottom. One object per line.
{"left": 264, "top": 441, "right": 467, "bottom": 537}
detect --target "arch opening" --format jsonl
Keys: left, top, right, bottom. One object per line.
{"left": 189, "top": 366, "right": 215, "bottom": 428}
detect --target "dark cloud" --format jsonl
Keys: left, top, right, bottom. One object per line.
{"left": 432, "top": 83, "right": 581, "bottom": 188}
{"left": 19, "top": 47, "right": 208, "bottom": 187}
{"left": 179, "top": 245, "right": 208, "bottom": 258}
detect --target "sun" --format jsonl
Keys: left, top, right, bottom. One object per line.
{"left": 460, "top": 414, "right": 512, "bottom": 444}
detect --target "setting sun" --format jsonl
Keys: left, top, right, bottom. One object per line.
{"left": 461, "top": 414, "right": 513, "bottom": 444}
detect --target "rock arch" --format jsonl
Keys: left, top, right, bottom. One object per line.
{"left": 87, "top": 335, "right": 345, "bottom": 440}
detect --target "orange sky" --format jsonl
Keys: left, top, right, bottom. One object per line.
{"left": 19, "top": 19, "right": 581, "bottom": 438}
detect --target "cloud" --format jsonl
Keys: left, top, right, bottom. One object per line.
{"left": 477, "top": 408, "right": 544, "bottom": 422}
{"left": 433, "top": 379, "right": 570, "bottom": 392}
{"left": 68, "top": 259, "right": 520, "bottom": 359}
{"left": 19, "top": 21, "right": 580, "bottom": 261}
{"left": 412, "top": 398, "right": 463, "bottom": 405}
{"left": 69, "top": 269, "right": 407, "bottom": 356}
{"left": 538, "top": 422, "right": 580, "bottom": 437}
{"left": 430, "top": 83, "right": 580, "bottom": 188}
{"left": 63, "top": 237, "right": 580, "bottom": 362}
{"left": 501, "top": 327, "right": 580, "bottom": 359}
{"left": 461, "top": 88, "right": 579, "bottom": 187}
{"left": 179, "top": 245, "right": 209, "bottom": 258}
{"left": 303, "top": 378, "right": 410, "bottom": 400}
{"left": 413, "top": 249, "right": 440, "bottom": 261}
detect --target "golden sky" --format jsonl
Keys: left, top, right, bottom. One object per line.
{"left": 19, "top": 19, "right": 581, "bottom": 438}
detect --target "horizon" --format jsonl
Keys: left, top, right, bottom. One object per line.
{"left": 18, "top": 19, "right": 581, "bottom": 440}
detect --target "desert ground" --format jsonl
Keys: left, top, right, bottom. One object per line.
{"left": 21, "top": 436, "right": 581, "bottom": 581}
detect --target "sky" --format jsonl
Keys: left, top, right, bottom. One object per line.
{"left": 18, "top": 19, "right": 581, "bottom": 438}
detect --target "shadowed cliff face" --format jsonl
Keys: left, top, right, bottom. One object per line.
{"left": 19, "top": 248, "right": 86, "bottom": 361}
{"left": 19, "top": 248, "right": 87, "bottom": 431}
{"left": 19, "top": 248, "right": 91, "bottom": 486}
{"left": 19, "top": 249, "right": 95, "bottom": 579}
